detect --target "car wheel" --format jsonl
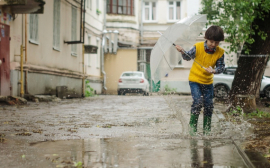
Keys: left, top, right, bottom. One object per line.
{"left": 214, "top": 85, "right": 229, "bottom": 98}
{"left": 118, "top": 91, "right": 121, "bottom": 95}
{"left": 264, "top": 86, "right": 270, "bottom": 98}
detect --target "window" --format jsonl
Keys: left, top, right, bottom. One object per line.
{"left": 90, "top": 0, "right": 92, "bottom": 10}
{"left": 71, "top": 6, "right": 77, "bottom": 55}
{"left": 86, "top": 0, "right": 89, "bottom": 8}
{"left": 96, "top": 0, "right": 99, "bottom": 10}
{"left": 168, "top": 1, "right": 181, "bottom": 21}
{"left": 96, "top": 38, "right": 100, "bottom": 68}
{"left": 29, "top": 14, "right": 39, "bottom": 43}
{"left": 139, "top": 49, "right": 146, "bottom": 61}
{"left": 107, "top": 0, "right": 134, "bottom": 15}
{"left": 143, "top": 2, "right": 156, "bottom": 22}
{"left": 88, "top": 35, "right": 91, "bottom": 66}
{"left": 53, "top": 0, "right": 61, "bottom": 50}
{"left": 139, "top": 63, "right": 146, "bottom": 73}
{"left": 138, "top": 49, "right": 151, "bottom": 62}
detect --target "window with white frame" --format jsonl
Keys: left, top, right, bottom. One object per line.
{"left": 138, "top": 49, "right": 151, "bottom": 62}
{"left": 168, "top": 1, "right": 181, "bottom": 21}
{"left": 53, "top": 0, "right": 61, "bottom": 50}
{"left": 88, "top": 35, "right": 91, "bottom": 66}
{"left": 139, "top": 63, "right": 146, "bottom": 73}
{"left": 29, "top": 14, "right": 39, "bottom": 43}
{"left": 96, "top": 38, "right": 100, "bottom": 68}
{"left": 71, "top": 6, "right": 77, "bottom": 55}
{"left": 143, "top": 2, "right": 156, "bottom": 22}
{"left": 86, "top": 0, "right": 88, "bottom": 8}
{"left": 90, "top": 0, "right": 92, "bottom": 10}
{"left": 139, "top": 49, "right": 146, "bottom": 61}
{"left": 96, "top": 0, "right": 99, "bottom": 11}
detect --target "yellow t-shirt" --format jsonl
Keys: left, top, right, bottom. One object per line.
{"left": 188, "top": 42, "right": 224, "bottom": 85}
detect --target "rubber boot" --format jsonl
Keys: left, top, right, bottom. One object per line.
{"left": 189, "top": 114, "right": 199, "bottom": 136}
{"left": 203, "top": 116, "right": 212, "bottom": 135}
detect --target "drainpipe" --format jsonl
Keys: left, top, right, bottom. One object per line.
{"left": 82, "top": 43, "right": 85, "bottom": 97}
{"left": 101, "top": 0, "right": 107, "bottom": 91}
{"left": 101, "top": 30, "right": 107, "bottom": 91}
{"left": 15, "top": 15, "right": 25, "bottom": 97}
{"left": 113, "top": 30, "right": 119, "bottom": 54}
{"left": 25, "top": 14, "right": 28, "bottom": 94}
{"left": 140, "top": 0, "right": 144, "bottom": 44}
{"left": 16, "top": 45, "right": 24, "bottom": 97}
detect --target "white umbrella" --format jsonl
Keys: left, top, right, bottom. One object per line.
{"left": 150, "top": 14, "right": 207, "bottom": 84}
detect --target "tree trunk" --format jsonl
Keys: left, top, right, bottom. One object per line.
{"left": 228, "top": 11, "right": 270, "bottom": 113}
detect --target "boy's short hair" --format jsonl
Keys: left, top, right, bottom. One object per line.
{"left": 204, "top": 25, "right": 224, "bottom": 41}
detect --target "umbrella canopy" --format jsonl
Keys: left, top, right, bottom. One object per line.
{"left": 150, "top": 14, "right": 207, "bottom": 84}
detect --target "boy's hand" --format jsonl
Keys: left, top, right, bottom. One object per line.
{"left": 175, "top": 45, "right": 184, "bottom": 54}
{"left": 205, "top": 66, "right": 215, "bottom": 74}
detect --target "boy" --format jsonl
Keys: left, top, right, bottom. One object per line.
{"left": 175, "top": 25, "right": 225, "bottom": 135}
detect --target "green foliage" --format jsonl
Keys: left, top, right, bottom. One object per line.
{"left": 200, "top": 0, "right": 270, "bottom": 54}
{"left": 229, "top": 105, "right": 243, "bottom": 116}
{"left": 163, "top": 84, "right": 177, "bottom": 95}
{"left": 243, "top": 109, "right": 270, "bottom": 118}
{"left": 96, "top": 9, "right": 101, "bottom": 15}
{"left": 85, "top": 80, "right": 95, "bottom": 97}
{"left": 74, "top": 161, "right": 83, "bottom": 168}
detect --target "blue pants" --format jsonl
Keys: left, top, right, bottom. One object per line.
{"left": 189, "top": 81, "right": 214, "bottom": 117}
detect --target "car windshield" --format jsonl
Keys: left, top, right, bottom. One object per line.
{"left": 122, "top": 72, "right": 142, "bottom": 77}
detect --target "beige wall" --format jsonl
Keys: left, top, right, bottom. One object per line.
{"left": 104, "top": 49, "right": 137, "bottom": 94}
{"left": 10, "top": 0, "right": 83, "bottom": 73}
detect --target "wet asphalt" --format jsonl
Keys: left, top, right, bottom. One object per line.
{"left": 0, "top": 94, "right": 260, "bottom": 167}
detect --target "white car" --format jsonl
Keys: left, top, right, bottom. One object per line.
{"left": 213, "top": 67, "right": 270, "bottom": 98}
{"left": 117, "top": 71, "right": 150, "bottom": 96}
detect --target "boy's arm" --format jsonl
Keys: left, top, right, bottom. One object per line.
{"left": 182, "top": 46, "right": 196, "bottom": 61}
{"left": 213, "top": 55, "right": 225, "bottom": 74}
{"left": 175, "top": 45, "right": 196, "bottom": 61}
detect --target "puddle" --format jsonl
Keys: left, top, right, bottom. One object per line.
{"left": 1, "top": 137, "right": 250, "bottom": 168}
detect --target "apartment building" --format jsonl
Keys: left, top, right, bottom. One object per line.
{"left": 0, "top": 0, "right": 107, "bottom": 98}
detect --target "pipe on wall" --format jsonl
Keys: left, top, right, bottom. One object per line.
{"left": 101, "top": 30, "right": 107, "bottom": 91}
{"left": 25, "top": 14, "right": 28, "bottom": 94}
{"left": 101, "top": 0, "right": 107, "bottom": 91}
{"left": 20, "top": 45, "right": 24, "bottom": 97}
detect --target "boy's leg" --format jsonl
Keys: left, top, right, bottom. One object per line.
{"left": 189, "top": 82, "right": 203, "bottom": 135}
{"left": 202, "top": 84, "right": 214, "bottom": 135}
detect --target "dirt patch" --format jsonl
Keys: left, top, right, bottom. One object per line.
{"left": 220, "top": 98, "right": 270, "bottom": 163}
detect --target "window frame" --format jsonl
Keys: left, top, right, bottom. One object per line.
{"left": 88, "top": 35, "right": 91, "bottom": 67}
{"left": 143, "top": 1, "right": 157, "bottom": 23}
{"left": 53, "top": 0, "right": 61, "bottom": 51}
{"left": 107, "top": 0, "right": 134, "bottom": 16}
{"left": 71, "top": 6, "right": 77, "bottom": 56}
{"left": 167, "top": 1, "right": 181, "bottom": 22}
{"left": 96, "top": 37, "right": 100, "bottom": 68}
{"left": 29, "top": 14, "right": 39, "bottom": 44}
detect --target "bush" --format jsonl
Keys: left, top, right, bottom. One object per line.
{"left": 85, "top": 80, "right": 95, "bottom": 97}
{"left": 164, "top": 84, "right": 177, "bottom": 95}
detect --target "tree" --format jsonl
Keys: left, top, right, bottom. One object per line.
{"left": 201, "top": 0, "right": 270, "bottom": 112}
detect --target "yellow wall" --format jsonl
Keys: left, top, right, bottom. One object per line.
{"left": 104, "top": 49, "right": 137, "bottom": 94}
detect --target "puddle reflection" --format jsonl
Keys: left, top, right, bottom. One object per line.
{"left": 26, "top": 138, "right": 248, "bottom": 168}
{"left": 190, "top": 140, "right": 213, "bottom": 167}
